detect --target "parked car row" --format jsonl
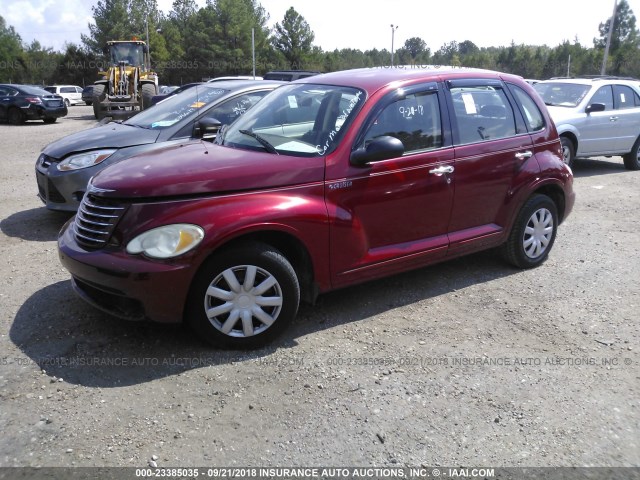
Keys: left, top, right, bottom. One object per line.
{"left": 43, "top": 67, "right": 576, "bottom": 349}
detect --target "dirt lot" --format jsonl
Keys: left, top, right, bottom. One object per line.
{"left": 0, "top": 106, "right": 638, "bottom": 471}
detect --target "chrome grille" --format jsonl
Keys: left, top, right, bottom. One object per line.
{"left": 74, "top": 194, "right": 126, "bottom": 249}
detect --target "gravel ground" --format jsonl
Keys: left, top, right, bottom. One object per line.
{"left": 0, "top": 106, "right": 638, "bottom": 470}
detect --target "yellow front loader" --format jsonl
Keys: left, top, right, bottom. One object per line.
{"left": 92, "top": 40, "right": 159, "bottom": 120}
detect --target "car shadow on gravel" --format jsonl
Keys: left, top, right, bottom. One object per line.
{"left": 11, "top": 250, "right": 518, "bottom": 388}
{"left": 572, "top": 157, "right": 629, "bottom": 178}
{"left": 1, "top": 207, "right": 73, "bottom": 242}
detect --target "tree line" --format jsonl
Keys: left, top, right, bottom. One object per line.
{"left": 1, "top": 0, "right": 639, "bottom": 86}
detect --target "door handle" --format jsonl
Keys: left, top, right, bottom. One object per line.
{"left": 515, "top": 150, "right": 533, "bottom": 160}
{"left": 429, "top": 165, "right": 454, "bottom": 175}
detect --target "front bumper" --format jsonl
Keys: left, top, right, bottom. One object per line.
{"left": 58, "top": 218, "right": 195, "bottom": 323}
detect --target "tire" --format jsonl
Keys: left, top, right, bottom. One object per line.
{"left": 64, "top": 98, "right": 70, "bottom": 107}
{"left": 8, "top": 108, "right": 25, "bottom": 125}
{"left": 623, "top": 137, "right": 640, "bottom": 171}
{"left": 85, "top": 102, "right": 92, "bottom": 106}
{"left": 43, "top": 117, "right": 57, "bottom": 124}
{"left": 141, "top": 83, "right": 157, "bottom": 110}
{"left": 92, "top": 84, "right": 106, "bottom": 120}
{"left": 501, "top": 194, "right": 558, "bottom": 269}
{"left": 560, "top": 137, "right": 575, "bottom": 168}
{"left": 186, "top": 243, "right": 300, "bottom": 349}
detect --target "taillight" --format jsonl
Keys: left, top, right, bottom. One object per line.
{"left": 25, "top": 97, "right": 43, "bottom": 104}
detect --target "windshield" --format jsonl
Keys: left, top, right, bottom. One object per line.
{"left": 533, "top": 82, "right": 591, "bottom": 107}
{"left": 110, "top": 43, "right": 145, "bottom": 66}
{"left": 124, "top": 85, "right": 229, "bottom": 129}
{"left": 220, "top": 83, "right": 365, "bottom": 157}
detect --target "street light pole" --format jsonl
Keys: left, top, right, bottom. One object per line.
{"left": 601, "top": 0, "right": 617, "bottom": 75}
{"left": 390, "top": 24, "right": 398, "bottom": 67}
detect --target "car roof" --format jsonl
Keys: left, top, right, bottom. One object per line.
{"left": 538, "top": 77, "right": 640, "bottom": 86}
{"left": 294, "top": 66, "right": 522, "bottom": 94}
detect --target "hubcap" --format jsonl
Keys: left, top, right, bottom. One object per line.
{"left": 523, "top": 208, "right": 554, "bottom": 259}
{"left": 204, "top": 265, "right": 283, "bottom": 338}
{"left": 562, "top": 145, "right": 571, "bottom": 164}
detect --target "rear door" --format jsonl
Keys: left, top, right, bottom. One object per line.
{"left": 445, "top": 79, "right": 535, "bottom": 256}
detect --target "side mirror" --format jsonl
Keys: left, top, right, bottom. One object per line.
{"left": 194, "top": 117, "right": 222, "bottom": 141}
{"left": 585, "top": 103, "right": 606, "bottom": 114}
{"left": 350, "top": 135, "right": 405, "bottom": 166}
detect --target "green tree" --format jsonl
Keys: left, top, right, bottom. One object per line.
{"left": 595, "top": 0, "right": 640, "bottom": 75}
{"left": 0, "top": 15, "right": 25, "bottom": 83}
{"left": 271, "top": 7, "right": 315, "bottom": 69}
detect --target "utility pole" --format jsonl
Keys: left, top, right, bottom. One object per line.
{"left": 390, "top": 24, "right": 398, "bottom": 67}
{"left": 601, "top": 0, "right": 617, "bottom": 75}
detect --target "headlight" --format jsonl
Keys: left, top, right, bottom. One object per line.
{"left": 57, "top": 149, "right": 116, "bottom": 171}
{"left": 126, "top": 224, "right": 205, "bottom": 259}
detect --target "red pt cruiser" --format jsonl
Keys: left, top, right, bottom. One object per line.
{"left": 58, "top": 67, "right": 575, "bottom": 348}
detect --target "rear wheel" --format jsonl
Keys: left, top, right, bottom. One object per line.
{"left": 43, "top": 117, "right": 57, "bottom": 124}
{"left": 560, "top": 137, "right": 575, "bottom": 168}
{"left": 186, "top": 243, "right": 300, "bottom": 349}
{"left": 92, "top": 84, "right": 106, "bottom": 120}
{"left": 64, "top": 98, "right": 70, "bottom": 107}
{"left": 501, "top": 194, "right": 558, "bottom": 269}
{"left": 8, "top": 108, "right": 25, "bottom": 125}
{"left": 623, "top": 137, "right": 640, "bottom": 170}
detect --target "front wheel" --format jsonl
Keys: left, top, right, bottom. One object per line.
{"left": 623, "top": 137, "right": 640, "bottom": 170}
{"left": 186, "top": 243, "right": 300, "bottom": 349}
{"left": 141, "top": 83, "right": 157, "bottom": 110}
{"left": 501, "top": 194, "right": 558, "bottom": 269}
{"left": 92, "top": 84, "right": 106, "bottom": 120}
{"left": 560, "top": 137, "right": 575, "bottom": 168}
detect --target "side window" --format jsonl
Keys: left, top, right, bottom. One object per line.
{"left": 204, "top": 91, "right": 269, "bottom": 126}
{"left": 450, "top": 86, "right": 517, "bottom": 144}
{"left": 509, "top": 84, "right": 545, "bottom": 132}
{"left": 590, "top": 86, "right": 614, "bottom": 110}
{"left": 362, "top": 90, "right": 442, "bottom": 154}
{"left": 61, "top": 87, "right": 75, "bottom": 93}
{"left": 612, "top": 85, "right": 640, "bottom": 109}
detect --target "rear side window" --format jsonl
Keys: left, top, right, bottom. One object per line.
{"left": 450, "top": 86, "right": 516, "bottom": 144}
{"left": 613, "top": 85, "right": 640, "bottom": 109}
{"left": 61, "top": 87, "right": 76, "bottom": 93}
{"left": 509, "top": 84, "right": 545, "bottom": 132}
{"left": 361, "top": 90, "right": 443, "bottom": 154}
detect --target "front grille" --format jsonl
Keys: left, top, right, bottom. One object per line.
{"left": 74, "top": 194, "right": 126, "bottom": 249}
{"left": 47, "top": 178, "right": 65, "bottom": 203}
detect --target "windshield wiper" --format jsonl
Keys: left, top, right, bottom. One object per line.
{"left": 239, "top": 129, "right": 279, "bottom": 155}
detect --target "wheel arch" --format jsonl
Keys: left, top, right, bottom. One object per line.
{"left": 191, "top": 229, "right": 318, "bottom": 306}
{"left": 532, "top": 184, "right": 567, "bottom": 224}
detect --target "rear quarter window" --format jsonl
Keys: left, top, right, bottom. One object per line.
{"left": 508, "top": 84, "right": 545, "bottom": 132}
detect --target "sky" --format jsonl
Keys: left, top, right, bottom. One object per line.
{"left": 2, "top": 0, "right": 636, "bottom": 54}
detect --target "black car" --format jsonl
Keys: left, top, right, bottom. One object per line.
{"left": 0, "top": 84, "right": 68, "bottom": 124}
{"left": 263, "top": 70, "right": 320, "bottom": 81}
{"left": 81, "top": 85, "right": 95, "bottom": 105}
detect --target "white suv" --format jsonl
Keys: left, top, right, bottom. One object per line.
{"left": 43, "top": 85, "right": 84, "bottom": 107}
{"left": 534, "top": 77, "right": 640, "bottom": 170}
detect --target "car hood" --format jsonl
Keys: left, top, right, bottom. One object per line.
{"left": 545, "top": 105, "right": 584, "bottom": 125}
{"left": 43, "top": 122, "right": 161, "bottom": 159}
{"left": 90, "top": 141, "right": 325, "bottom": 198}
